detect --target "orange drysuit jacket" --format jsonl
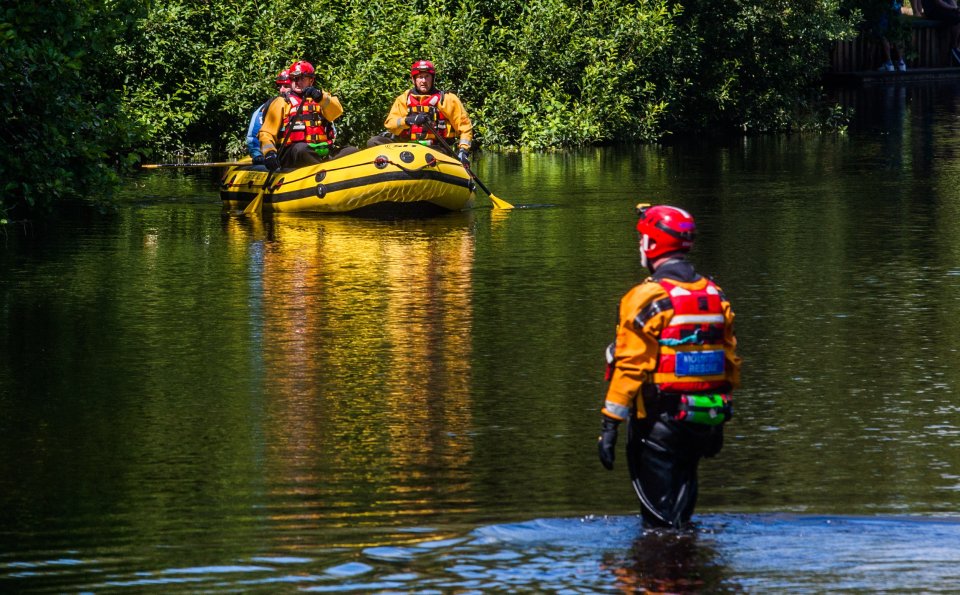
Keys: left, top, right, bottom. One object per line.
{"left": 602, "top": 275, "right": 741, "bottom": 421}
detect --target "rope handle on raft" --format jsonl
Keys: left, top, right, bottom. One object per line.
{"left": 223, "top": 155, "right": 461, "bottom": 190}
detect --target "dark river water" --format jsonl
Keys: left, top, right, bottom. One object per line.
{"left": 3, "top": 82, "right": 960, "bottom": 592}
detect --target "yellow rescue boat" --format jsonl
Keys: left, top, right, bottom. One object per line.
{"left": 219, "top": 143, "right": 475, "bottom": 215}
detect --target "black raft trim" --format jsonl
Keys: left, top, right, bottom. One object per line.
{"left": 272, "top": 170, "right": 472, "bottom": 204}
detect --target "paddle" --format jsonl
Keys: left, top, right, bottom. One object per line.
{"left": 141, "top": 160, "right": 251, "bottom": 169}
{"left": 423, "top": 121, "right": 514, "bottom": 209}
{"left": 242, "top": 171, "right": 272, "bottom": 216}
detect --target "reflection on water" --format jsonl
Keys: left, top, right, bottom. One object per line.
{"left": 23, "top": 514, "right": 954, "bottom": 592}
{"left": 222, "top": 214, "right": 480, "bottom": 543}
{"left": 2, "top": 82, "right": 960, "bottom": 591}
{"left": 604, "top": 527, "right": 731, "bottom": 593}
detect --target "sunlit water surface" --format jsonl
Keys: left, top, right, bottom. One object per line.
{"left": 2, "top": 82, "right": 960, "bottom": 592}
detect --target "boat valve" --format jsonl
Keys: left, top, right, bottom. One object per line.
{"left": 374, "top": 155, "right": 389, "bottom": 169}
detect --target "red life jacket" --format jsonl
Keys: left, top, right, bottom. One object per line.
{"left": 648, "top": 279, "right": 730, "bottom": 394}
{"left": 279, "top": 94, "right": 335, "bottom": 146}
{"left": 405, "top": 91, "right": 455, "bottom": 143}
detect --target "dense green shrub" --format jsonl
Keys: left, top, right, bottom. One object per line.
{"left": 2, "top": 0, "right": 859, "bottom": 216}
{"left": 469, "top": 0, "right": 676, "bottom": 149}
{"left": 120, "top": 0, "right": 855, "bottom": 156}
{"left": 657, "top": 0, "right": 857, "bottom": 133}
{"left": 0, "top": 0, "right": 144, "bottom": 218}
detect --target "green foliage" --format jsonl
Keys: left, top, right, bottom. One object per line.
{"left": 654, "top": 0, "right": 858, "bottom": 133}
{"left": 472, "top": 0, "right": 675, "bottom": 149}
{"left": 3, "top": 0, "right": 860, "bottom": 216}
{"left": 0, "top": 0, "right": 145, "bottom": 217}
{"left": 121, "top": 0, "right": 855, "bottom": 155}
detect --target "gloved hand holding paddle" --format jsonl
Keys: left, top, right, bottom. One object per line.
{"left": 405, "top": 113, "right": 430, "bottom": 126}
{"left": 421, "top": 120, "right": 514, "bottom": 209}
{"left": 263, "top": 152, "right": 279, "bottom": 172}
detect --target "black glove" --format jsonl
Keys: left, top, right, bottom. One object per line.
{"left": 405, "top": 113, "right": 430, "bottom": 126}
{"left": 457, "top": 148, "right": 470, "bottom": 168}
{"left": 263, "top": 152, "right": 280, "bottom": 172}
{"left": 252, "top": 155, "right": 264, "bottom": 166}
{"left": 302, "top": 86, "right": 324, "bottom": 102}
{"left": 598, "top": 416, "right": 620, "bottom": 471}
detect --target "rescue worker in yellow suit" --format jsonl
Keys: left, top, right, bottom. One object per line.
{"left": 367, "top": 60, "right": 473, "bottom": 167}
{"left": 259, "top": 60, "right": 356, "bottom": 171}
{"left": 598, "top": 204, "right": 741, "bottom": 529}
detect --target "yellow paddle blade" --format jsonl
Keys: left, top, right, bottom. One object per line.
{"left": 241, "top": 171, "right": 275, "bottom": 216}
{"left": 488, "top": 193, "right": 514, "bottom": 210}
{"left": 242, "top": 188, "right": 265, "bottom": 216}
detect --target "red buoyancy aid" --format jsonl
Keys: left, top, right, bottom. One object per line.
{"left": 280, "top": 94, "right": 335, "bottom": 146}
{"left": 406, "top": 91, "right": 455, "bottom": 143}
{"left": 649, "top": 279, "right": 731, "bottom": 394}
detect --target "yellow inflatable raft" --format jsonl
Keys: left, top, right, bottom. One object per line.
{"left": 220, "top": 143, "right": 475, "bottom": 215}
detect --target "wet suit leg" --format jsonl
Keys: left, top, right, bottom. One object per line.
{"left": 280, "top": 142, "right": 326, "bottom": 169}
{"left": 282, "top": 142, "right": 360, "bottom": 165}
{"left": 330, "top": 146, "right": 359, "bottom": 159}
{"left": 366, "top": 133, "right": 395, "bottom": 147}
{"left": 626, "top": 417, "right": 723, "bottom": 528}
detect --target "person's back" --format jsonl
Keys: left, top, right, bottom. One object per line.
{"left": 597, "top": 204, "right": 741, "bottom": 528}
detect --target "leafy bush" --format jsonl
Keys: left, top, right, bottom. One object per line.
{"left": 120, "top": 0, "right": 855, "bottom": 155}
{"left": 0, "top": 0, "right": 144, "bottom": 218}
{"left": 653, "top": 0, "right": 857, "bottom": 133}
{"left": 2, "top": 0, "right": 859, "bottom": 216}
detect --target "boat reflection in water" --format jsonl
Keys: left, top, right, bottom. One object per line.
{"left": 222, "top": 213, "right": 477, "bottom": 546}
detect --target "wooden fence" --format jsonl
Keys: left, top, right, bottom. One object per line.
{"left": 830, "top": 17, "right": 954, "bottom": 72}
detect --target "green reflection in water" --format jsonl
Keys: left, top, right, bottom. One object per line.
{"left": 1, "top": 83, "right": 960, "bottom": 591}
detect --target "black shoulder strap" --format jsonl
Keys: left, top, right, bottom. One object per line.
{"left": 634, "top": 295, "right": 673, "bottom": 329}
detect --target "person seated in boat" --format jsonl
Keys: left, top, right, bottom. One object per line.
{"left": 367, "top": 59, "right": 473, "bottom": 168}
{"left": 259, "top": 60, "right": 357, "bottom": 171}
{"left": 246, "top": 68, "right": 291, "bottom": 166}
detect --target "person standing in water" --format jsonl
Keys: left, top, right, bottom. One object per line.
{"left": 597, "top": 204, "right": 742, "bottom": 528}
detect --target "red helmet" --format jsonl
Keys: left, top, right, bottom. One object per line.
{"left": 410, "top": 59, "right": 436, "bottom": 76}
{"left": 288, "top": 60, "right": 315, "bottom": 78}
{"left": 636, "top": 204, "right": 696, "bottom": 261}
{"left": 275, "top": 69, "right": 290, "bottom": 85}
